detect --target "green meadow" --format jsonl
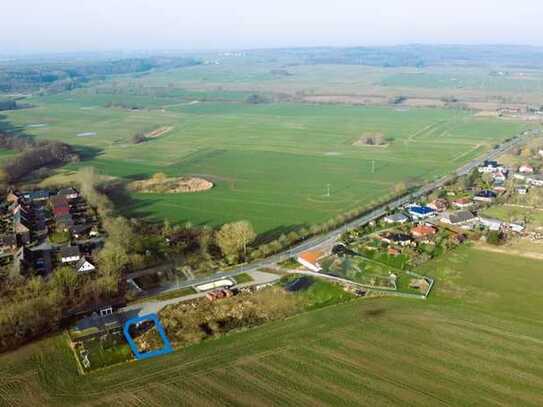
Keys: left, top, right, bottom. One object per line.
{"left": 4, "top": 90, "right": 524, "bottom": 233}
{"left": 1, "top": 246, "right": 543, "bottom": 406}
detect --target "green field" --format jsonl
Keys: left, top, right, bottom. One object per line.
{"left": 1, "top": 245, "right": 543, "bottom": 406}
{"left": 3, "top": 86, "right": 524, "bottom": 234}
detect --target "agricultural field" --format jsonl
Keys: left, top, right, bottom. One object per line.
{"left": 2, "top": 77, "right": 525, "bottom": 235}
{"left": 1, "top": 245, "right": 543, "bottom": 406}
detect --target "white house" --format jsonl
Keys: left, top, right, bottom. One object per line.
{"left": 517, "top": 186, "right": 529, "bottom": 195}
{"left": 60, "top": 246, "right": 81, "bottom": 264}
{"left": 527, "top": 175, "right": 543, "bottom": 187}
{"left": 383, "top": 213, "right": 409, "bottom": 224}
{"left": 452, "top": 198, "right": 473, "bottom": 209}
{"left": 508, "top": 223, "right": 525, "bottom": 233}
{"left": 479, "top": 217, "right": 502, "bottom": 231}
{"left": 519, "top": 165, "right": 534, "bottom": 174}
{"left": 492, "top": 171, "right": 507, "bottom": 182}
{"left": 76, "top": 257, "right": 96, "bottom": 273}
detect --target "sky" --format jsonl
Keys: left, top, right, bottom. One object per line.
{"left": 3, "top": 0, "right": 543, "bottom": 53}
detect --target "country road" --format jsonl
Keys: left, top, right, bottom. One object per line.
{"left": 125, "top": 129, "right": 537, "bottom": 303}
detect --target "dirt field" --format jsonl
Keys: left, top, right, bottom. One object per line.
{"left": 129, "top": 176, "right": 213, "bottom": 193}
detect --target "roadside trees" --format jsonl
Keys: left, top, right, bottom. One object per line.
{"left": 215, "top": 221, "right": 256, "bottom": 260}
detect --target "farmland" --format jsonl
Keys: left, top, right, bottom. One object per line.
{"left": 2, "top": 79, "right": 525, "bottom": 234}
{"left": 1, "top": 245, "right": 543, "bottom": 406}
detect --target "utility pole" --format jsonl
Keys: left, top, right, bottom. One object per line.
{"left": 326, "top": 184, "right": 331, "bottom": 197}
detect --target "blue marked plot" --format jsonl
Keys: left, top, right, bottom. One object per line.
{"left": 123, "top": 313, "right": 173, "bottom": 361}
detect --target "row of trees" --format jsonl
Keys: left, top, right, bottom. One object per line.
{"left": 0, "top": 141, "right": 77, "bottom": 183}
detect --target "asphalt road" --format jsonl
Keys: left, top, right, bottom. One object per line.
{"left": 128, "top": 130, "right": 536, "bottom": 297}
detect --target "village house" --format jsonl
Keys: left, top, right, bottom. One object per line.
{"left": 383, "top": 213, "right": 409, "bottom": 224}
{"left": 527, "top": 174, "right": 543, "bottom": 187}
{"left": 410, "top": 225, "right": 437, "bottom": 239}
{"left": 297, "top": 250, "right": 324, "bottom": 272}
{"left": 514, "top": 173, "right": 527, "bottom": 181}
{"left": 452, "top": 198, "right": 473, "bottom": 209}
{"left": 519, "top": 164, "right": 534, "bottom": 174}
{"left": 427, "top": 198, "right": 448, "bottom": 212}
{"left": 60, "top": 245, "right": 81, "bottom": 264}
{"left": 492, "top": 170, "right": 507, "bottom": 182}
{"left": 75, "top": 256, "right": 96, "bottom": 273}
{"left": 474, "top": 190, "right": 497, "bottom": 203}
{"left": 408, "top": 205, "right": 435, "bottom": 220}
{"left": 57, "top": 187, "right": 79, "bottom": 200}
{"left": 70, "top": 224, "right": 91, "bottom": 239}
{"left": 517, "top": 186, "right": 529, "bottom": 195}
{"left": 478, "top": 160, "right": 505, "bottom": 174}
{"left": 22, "top": 190, "right": 49, "bottom": 202}
{"left": 479, "top": 217, "right": 502, "bottom": 231}
{"left": 0, "top": 234, "right": 17, "bottom": 253}
{"left": 440, "top": 210, "right": 478, "bottom": 226}
{"left": 380, "top": 232, "right": 413, "bottom": 246}
{"left": 507, "top": 223, "right": 525, "bottom": 233}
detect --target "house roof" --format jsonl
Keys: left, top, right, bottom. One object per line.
{"left": 298, "top": 250, "right": 324, "bottom": 265}
{"left": 58, "top": 187, "right": 78, "bottom": 196}
{"left": 76, "top": 256, "right": 95, "bottom": 272}
{"left": 60, "top": 245, "right": 80, "bottom": 258}
{"left": 445, "top": 211, "right": 476, "bottom": 224}
{"left": 71, "top": 224, "right": 90, "bottom": 234}
{"left": 50, "top": 196, "right": 69, "bottom": 208}
{"left": 408, "top": 206, "right": 434, "bottom": 215}
{"left": 475, "top": 190, "right": 497, "bottom": 198}
{"left": 411, "top": 225, "right": 437, "bottom": 236}
{"left": 1, "top": 234, "right": 17, "bottom": 246}
{"left": 22, "top": 190, "right": 49, "bottom": 200}
{"left": 453, "top": 198, "right": 472, "bottom": 205}
{"left": 382, "top": 232, "right": 412, "bottom": 242}
{"left": 385, "top": 213, "right": 408, "bottom": 222}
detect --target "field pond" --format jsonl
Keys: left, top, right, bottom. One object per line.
{"left": 3, "top": 91, "right": 525, "bottom": 235}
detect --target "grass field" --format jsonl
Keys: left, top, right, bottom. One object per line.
{"left": 3, "top": 89, "right": 525, "bottom": 234}
{"left": 1, "top": 245, "right": 543, "bottom": 406}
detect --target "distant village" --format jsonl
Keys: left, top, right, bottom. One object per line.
{"left": 0, "top": 187, "right": 103, "bottom": 276}
{"left": 296, "top": 151, "right": 543, "bottom": 290}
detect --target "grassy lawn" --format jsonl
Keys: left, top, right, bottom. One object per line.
{"left": 2, "top": 245, "right": 543, "bottom": 405}
{"left": 233, "top": 273, "right": 253, "bottom": 284}
{"left": 482, "top": 205, "right": 543, "bottom": 227}
{"left": 2, "top": 75, "right": 525, "bottom": 236}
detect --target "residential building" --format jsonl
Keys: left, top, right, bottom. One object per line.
{"left": 76, "top": 256, "right": 96, "bottom": 273}
{"left": 440, "top": 211, "right": 478, "bottom": 226}
{"left": 408, "top": 205, "right": 435, "bottom": 219}
{"left": 60, "top": 245, "right": 81, "bottom": 264}
{"left": 527, "top": 175, "right": 543, "bottom": 187}
{"left": 410, "top": 225, "right": 437, "bottom": 239}
{"left": 380, "top": 232, "right": 413, "bottom": 246}
{"left": 57, "top": 187, "right": 79, "bottom": 200}
{"left": 519, "top": 164, "right": 534, "bottom": 174}
{"left": 428, "top": 198, "right": 448, "bottom": 212}
{"left": 474, "top": 190, "right": 497, "bottom": 202}
{"left": 383, "top": 213, "right": 409, "bottom": 224}
{"left": 479, "top": 217, "right": 502, "bottom": 231}
{"left": 517, "top": 186, "right": 529, "bottom": 195}
{"left": 452, "top": 198, "right": 473, "bottom": 209}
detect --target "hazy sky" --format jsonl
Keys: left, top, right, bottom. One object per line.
{"left": 3, "top": 0, "right": 543, "bottom": 53}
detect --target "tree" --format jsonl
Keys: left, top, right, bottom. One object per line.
{"left": 52, "top": 266, "right": 79, "bottom": 297}
{"left": 215, "top": 221, "right": 256, "bottom": 258}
